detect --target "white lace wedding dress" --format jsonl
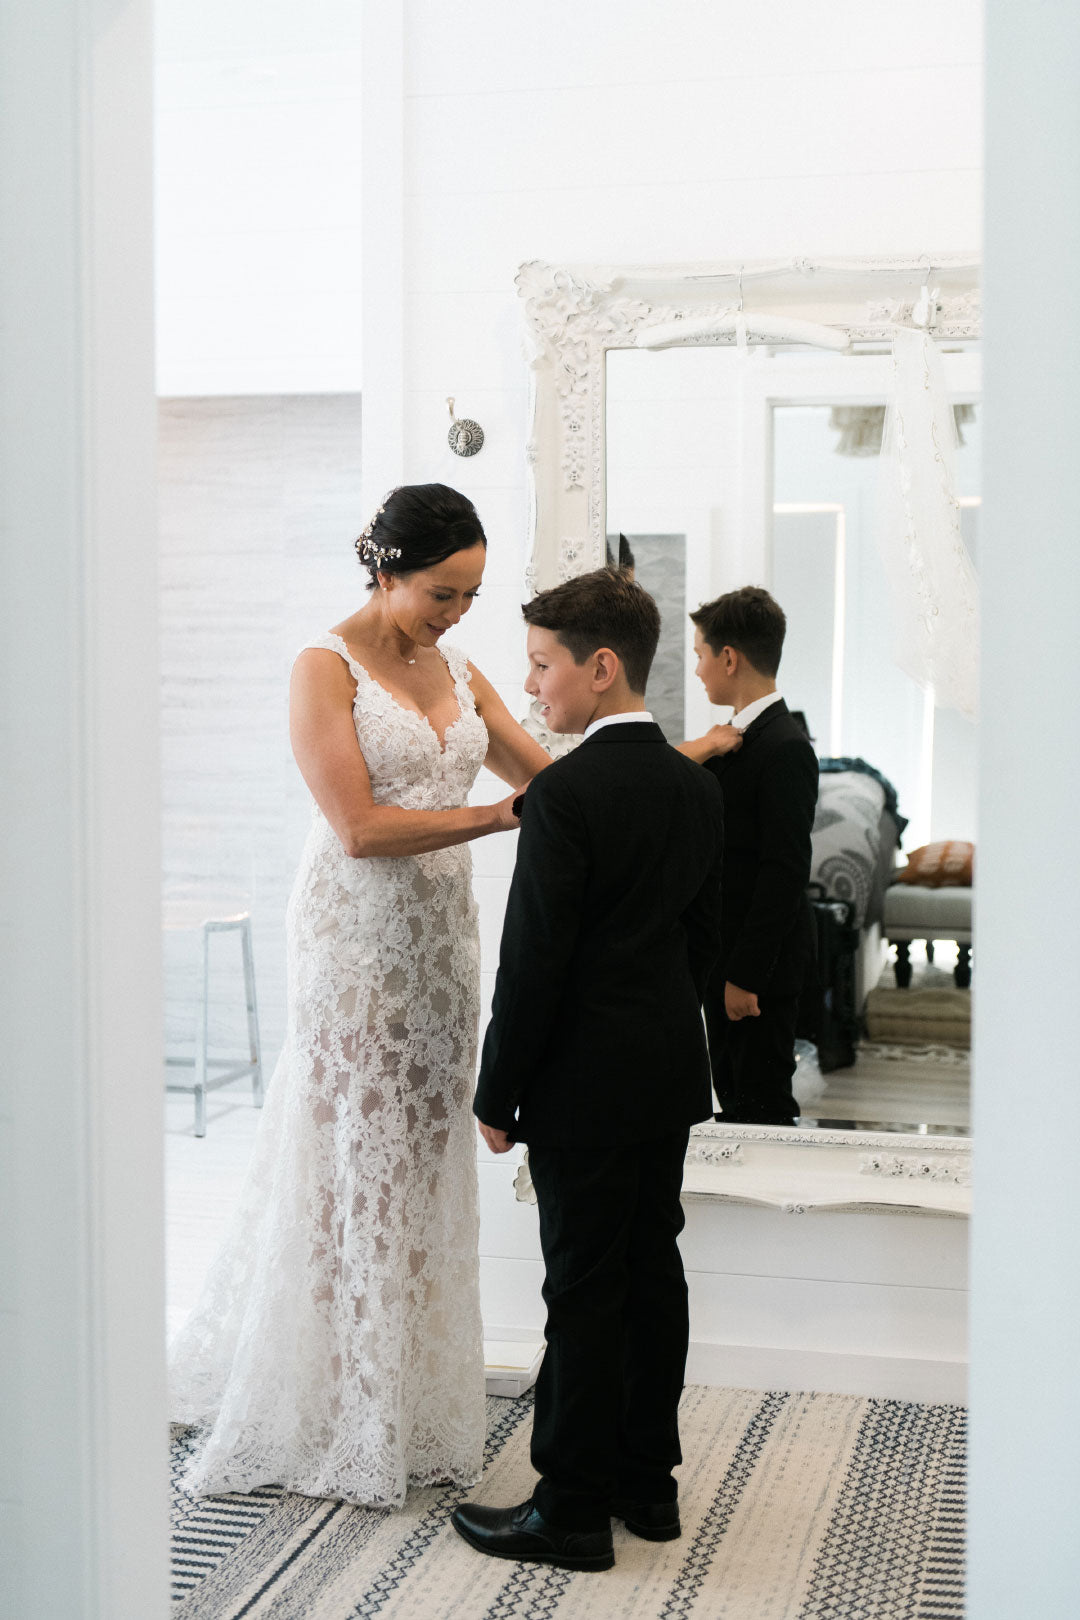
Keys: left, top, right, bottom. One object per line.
{"left": 169, "top": 634, "right": 488, "bottom": 1506}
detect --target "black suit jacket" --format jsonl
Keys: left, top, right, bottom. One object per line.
{"left": 702, "top": 698, "right": 818, "bottom": 998}
{"left": 473, "top": 721, "right": 724, "bottom": 1149}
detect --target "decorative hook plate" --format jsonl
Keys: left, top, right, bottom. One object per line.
{"left": 447, "top": 396, "right": 484, "bottom": 457}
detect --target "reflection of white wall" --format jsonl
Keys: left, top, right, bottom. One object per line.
{"left": 607, "top": 347, "right": 746, "bottom": 735}
{"left": 773, "top": 405, "right": 980, "bottom": 844}
{"left": 155, "top": 2, "right": 363, "bottom": 394}
{"left": 772, "top": 509, "right": 841, "bottom": 750}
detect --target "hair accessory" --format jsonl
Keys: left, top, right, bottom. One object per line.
{"left": 354, "top": 505, "right": 402, "bottom": 569}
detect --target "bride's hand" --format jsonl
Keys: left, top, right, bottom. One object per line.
{"left": 492, "top": 785, "right": 529, "bottom": 831}
{"left": 706, "top": 723, "right": 743, "bottom": 757}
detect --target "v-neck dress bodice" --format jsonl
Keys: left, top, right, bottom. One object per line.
{"left": 168, "top": 634, "right": 489, "bottom": 1506}
{"left": 320, "top": 631, "right": 489, "bottom": 808}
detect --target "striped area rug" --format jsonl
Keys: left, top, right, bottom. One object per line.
{"left": 171, "top": 1386, "right": 964, "bottom": 1619}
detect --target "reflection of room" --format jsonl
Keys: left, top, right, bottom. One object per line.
{"left": 772, "top": 401, "right": 980, "bottom": 849}
{"left": 773, "top": 400, "right": 978, "bottom": 1135}
{"left": 607, "top": 333, "right": 979, "bottom": 1138}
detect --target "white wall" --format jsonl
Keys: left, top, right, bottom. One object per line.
{"left": 155, "top": 1, "right": 363, "bottom": 395}
{"left": 362, "top": 0, "right": 983, "bottom": 1383}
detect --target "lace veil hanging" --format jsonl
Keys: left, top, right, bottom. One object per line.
{"left": 877, "top": 326, "right": 979, "bottom": 720}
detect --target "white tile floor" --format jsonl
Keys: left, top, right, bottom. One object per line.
{"left": 165, "top": 1078, "right": 263, "bottom": 1339}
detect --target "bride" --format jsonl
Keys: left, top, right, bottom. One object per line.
{"left": 169, "top": 483, "right": 551, "bottom": 1506}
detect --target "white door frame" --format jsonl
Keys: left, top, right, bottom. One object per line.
{"left": 0, "top": 3, "right": 168, "bottom": 1615}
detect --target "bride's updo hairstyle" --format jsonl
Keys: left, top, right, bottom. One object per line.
{"left": 355, "top": 483, "right": 487, "bottom": 589}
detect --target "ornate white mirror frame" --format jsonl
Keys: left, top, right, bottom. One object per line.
{"left": 515, "top": 255, "right": 980, "bottom": 1218}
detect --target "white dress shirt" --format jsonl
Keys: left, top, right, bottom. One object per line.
{"left": 731, "top": 691, "right": 783, "bottom": 731}
{"left": 583, "top": 710, "right": 655, "bottom": 741}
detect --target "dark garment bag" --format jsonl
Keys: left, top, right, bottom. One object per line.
{"left": 797, "top": 881, "right": 860, "bottom": 1073}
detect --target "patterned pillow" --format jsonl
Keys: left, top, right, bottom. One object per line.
{"left": 895, "top": 841, "right": 974, "bottom": 887}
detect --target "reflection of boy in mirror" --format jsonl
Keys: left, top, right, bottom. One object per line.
{"left": 678, "top": 586, "right": 818, "bottom": 1127}
{"left": 454, "top": 567, "right": 724, "bottom": 1572}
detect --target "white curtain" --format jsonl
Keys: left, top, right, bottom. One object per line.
{"left": 877, "top": 327, "right": 979, "bottom": 719}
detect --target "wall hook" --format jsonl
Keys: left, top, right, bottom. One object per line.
{"left": 446, "top": 397, "right": 485, "bottom": 457}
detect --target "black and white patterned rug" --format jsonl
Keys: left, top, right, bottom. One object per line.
{"left": 171, "top": 1386, "right": 964, "bottom": 1619}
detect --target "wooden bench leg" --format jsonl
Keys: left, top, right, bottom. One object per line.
{"left": 955, "top": 943, "right": 972, "bottom": 989}
{"left": 893, "top": 940, "right": 912, "bottom": 988}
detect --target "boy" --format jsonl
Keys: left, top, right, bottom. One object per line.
{"left": 452, "top": 568, "right": 724, "bottom": 1572}
{"left": 678, "top": 586, "right": 818, "bottom": 1127}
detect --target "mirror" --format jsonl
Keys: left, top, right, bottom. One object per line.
{"left": 607, "top": 344, "right": 979, "bottom": 1140}
{"left": 518, "top": 257, "right": 980, "bottom": 1208}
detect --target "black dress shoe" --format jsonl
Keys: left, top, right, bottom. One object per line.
{"left": 451, "top": 1499, "right": 615, "bottom": 1571}
{"left": 611, "top": 1498, "right": 681, "bottom": 1541}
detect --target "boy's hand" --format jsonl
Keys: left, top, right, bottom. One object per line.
{"left": 479, "top": 1122, "right": 515, "bottom": 1154}
{"left": 724, "top": 981, "right": 760, "bottom": 1021}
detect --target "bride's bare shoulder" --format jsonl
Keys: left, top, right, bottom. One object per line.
{"left": 291, "top": 641, "right": 359, "bottom": 703}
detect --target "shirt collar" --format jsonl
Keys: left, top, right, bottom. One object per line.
{"left": 583, "top": 710, "right": 655, "bottom": 741}
{"left": 731, "top": 691, "right": 783, "bottom": 731}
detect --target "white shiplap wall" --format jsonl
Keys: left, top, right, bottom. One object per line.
{"left": 366, "top": 0, "right": 982, "bottom": 1394}
{"left": 159, "top": 395, "right": 364, "bottom": 1068}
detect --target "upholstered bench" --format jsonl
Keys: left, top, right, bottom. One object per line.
{"left": 883, "top": 884, "right": 973, "bottom": 989}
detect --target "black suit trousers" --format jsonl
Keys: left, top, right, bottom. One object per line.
{"left": 527, "top": 1130, "right": 691, "bottom": 1530}
{"left": 705, "top": 986, "right": 800, "bottom": 1125}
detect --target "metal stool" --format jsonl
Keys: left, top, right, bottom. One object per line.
{"left": 164, "top": 905, "right": 264, "bottom": 1136}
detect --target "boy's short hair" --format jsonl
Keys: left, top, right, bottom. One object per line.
{"left": 690, "top": 586, "right": 786, "bottom": 677}
{"left": 521, "top": 567, "right": 661, "bottom": 695}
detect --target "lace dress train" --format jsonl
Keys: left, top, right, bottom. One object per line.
{"left": 168, "top": 635, "right": 488, "bottom": 1506}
